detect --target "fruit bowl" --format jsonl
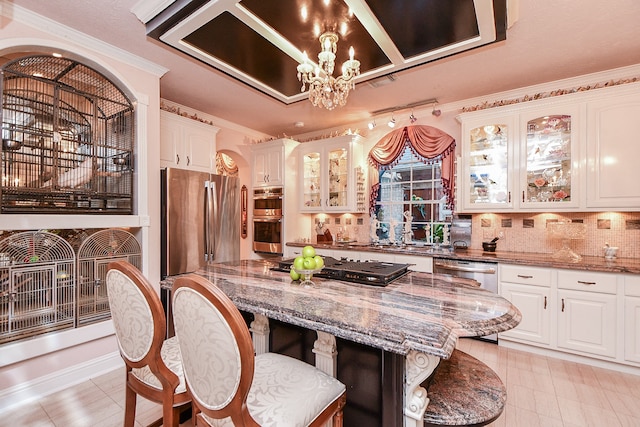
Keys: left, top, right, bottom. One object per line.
{"left": 292, "top": 266, "right": 323, "bottom": 287}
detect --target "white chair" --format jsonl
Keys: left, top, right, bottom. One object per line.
{"left": 106, "top": 260, "right": 190, "bottom": 427}
{"left": 172, "top": 274, "right": 347, "bottom": 427}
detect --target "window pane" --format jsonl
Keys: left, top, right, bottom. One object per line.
{"left": 373, "top": 147, "right": 450, "bottom": 245}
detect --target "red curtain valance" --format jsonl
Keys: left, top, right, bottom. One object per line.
{"left": 367, "top": 125, "right": 456, "bottom": 211}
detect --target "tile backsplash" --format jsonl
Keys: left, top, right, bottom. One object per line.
{"left": 309, "top": 212, "right": 640, "bottom": 260}
{"left": 471, "top": 212, "right": 640, "bottom": 259}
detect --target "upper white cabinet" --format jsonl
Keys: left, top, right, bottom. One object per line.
{"left": 458, "top": 82, "right": 640, "bottom": 212}
{"left": 459, "top": 113, "right": 516, "bottom": 210}
{"left": 298, "top": 135, "right": 364, "bottom": 213}
{"left": 586, "top": 85, "right": 640, "bottom": 209}
{"left": 458, "top": 99, "right": 582, "bottom": 212}
{"left": 160, "top": 111, "right": 219, "bottom": 172}
{"left": 251, "top": 138, "right": 298, "bottom": 187}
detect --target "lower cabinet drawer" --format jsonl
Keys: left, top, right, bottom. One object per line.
{"left": 500, "top": 264, "right": 552, "bottom": 287}
{"left": 558, "top": 270, "right": 618, "bottom": 294}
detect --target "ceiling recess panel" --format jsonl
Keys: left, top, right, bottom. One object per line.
{"left": 146, "top": 0, "right": 506, "bottom": 104}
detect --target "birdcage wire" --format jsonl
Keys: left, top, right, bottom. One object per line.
{"left": 1, "top": 55, "right": 134, "bottom": 213}
{"left": 76, "top": 228, "right": 141, "bottom": 326}
{"left": 0, "top": 231, "right": 75, "bottom": 344}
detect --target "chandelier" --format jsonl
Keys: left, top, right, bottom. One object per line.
{"left": 296, "top": 31, "right": 360, "bottom": 110}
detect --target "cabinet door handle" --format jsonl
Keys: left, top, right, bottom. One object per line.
{"left": 176, "top": 154, "right": 180, "bottom": 164}
{"left": 544, "top": 296, "right": 547, "bottom": 310}
{"left": 577, "top": 280, "right": 596, "bottom": 285}
{"left": 522, "top": 190, "right": 525, "bottom": 203}
{"left": 561, "top": 298, "right": 565, "bottom": 312}
{"left": 508, "top": 192, "right": 511, "bottom": 203}
{"left": 187, "top": 156, "right": 190, "bottom": 166}
{"left": 517, "top": 274, "right": 533, "bottom": 279}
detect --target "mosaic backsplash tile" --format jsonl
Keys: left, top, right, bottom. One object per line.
{"left": 311, "top": 212, "right": 640, "bottom": 260}
{"left": 472, "top": 212, "right": 640, "bottom": 259}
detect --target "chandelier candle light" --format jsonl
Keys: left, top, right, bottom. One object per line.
{"left": 297, "top": 31, "right": 360, "bottom": 110}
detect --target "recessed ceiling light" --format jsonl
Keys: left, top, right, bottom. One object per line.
{"left": 294, "top": 121, "right": 305, "bottom": 128}
{"left": 52, "top": 52, "right": 62, "bottom": 58}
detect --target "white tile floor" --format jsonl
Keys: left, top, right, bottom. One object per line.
{"left": 3, "top": 338, "right": 640, "bottom": 426}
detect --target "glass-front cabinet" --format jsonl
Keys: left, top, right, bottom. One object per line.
{"left": 520, "top": 111, "right": 577, "bottom": 208}
{"left": 458, "top": 102, "right": 581, "bottom": 212}
{"left": 460, "top": 114, "right": 516, "bottom": 211}
{"left": 299, "top": 135, "right": 363, "bottom": 213}
{"left": 465, "top": 119, "right": 513, "bottom": 209}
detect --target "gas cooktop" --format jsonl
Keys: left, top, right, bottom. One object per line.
{"left": 273, "top": 257, "right": 411, "bottom": 286}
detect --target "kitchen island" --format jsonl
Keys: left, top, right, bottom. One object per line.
{"left": 161, "top": 259, "right": 521, "bottom": 427}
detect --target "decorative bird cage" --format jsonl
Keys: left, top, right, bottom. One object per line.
{"left": 0, "top": 231, "right": 76, "bottom": 345}
{"left": 1, "top": 55, "right": 134, "bottom": 214}
{"left": 76, "top": 228, "right": 141, "bottom": 326}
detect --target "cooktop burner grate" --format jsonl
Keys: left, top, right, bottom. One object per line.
{"left": 273, "top": 257, "right": 411, "bottom": 286}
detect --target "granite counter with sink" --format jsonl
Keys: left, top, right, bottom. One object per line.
{"left": 286, "top": 242, "right": 640, "bottom": 274}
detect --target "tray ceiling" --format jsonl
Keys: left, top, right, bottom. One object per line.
{"left": 147, "top": 0, "right": 506, "bottom": 104}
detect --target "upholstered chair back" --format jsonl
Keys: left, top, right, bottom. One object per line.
{"left": 172, "top": 274, "right": 255, "bottom": 424}
{"left": 106, "top": 267, "right": 156, "bottom": 363}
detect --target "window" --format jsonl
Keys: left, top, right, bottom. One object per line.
{"left": 373, "top": 146, "right": 451, "bottom": 245}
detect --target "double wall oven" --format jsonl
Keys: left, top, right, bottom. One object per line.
{"left": 253, "top": 187, "right": 283, "bottom": 255}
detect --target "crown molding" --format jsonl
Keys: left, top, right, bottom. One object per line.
{"left": 131, "top": 0, "right": 176, "bottom": 24}
{"left": 0, "top": 3, "right": 168, "bottom": 77}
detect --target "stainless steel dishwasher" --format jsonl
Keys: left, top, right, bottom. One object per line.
{"left": 433, "top": 258, "right": 499, "bottom": 343}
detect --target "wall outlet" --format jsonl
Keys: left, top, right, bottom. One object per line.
{"left": 498, "top": 230, "right": 506, "bottom": 241}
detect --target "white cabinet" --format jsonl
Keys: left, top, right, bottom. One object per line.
{"left": 394, "top": 254, "right": 433, "bottom": 273}
{"left": 160, "top": 111, "right": 218, "bottom": 172}
{"left": 457, "top": 83, "right": 640, "bottom": 212}
{"left": 586, "top": 86, "right": 640, "bottom": 210}
{"left": 624, "top": 275, "right": 640, "bottom": 364}
{"left": 556, "top": 270, "right": 618, "bottom": 359}
{"left": 457, "top": 100, "right": 582, "bottom": 212}
{"left": 459, "top": 113, "right": 516, "bottom": 211}
{"left": 499, "top": 265, "right": 553, "bottom": 345}
{"left": 251, "top": 138, "right": 299, "bottom": 188}
{"left": 299, "top": 135, "right": 364, "bottom": 213}
{"left": 252, "top": 140, "right": 292, "bottom": 187}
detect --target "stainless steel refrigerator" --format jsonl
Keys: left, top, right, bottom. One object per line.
{"left": 161, "top": 168, "right": 240, "bottom": 278}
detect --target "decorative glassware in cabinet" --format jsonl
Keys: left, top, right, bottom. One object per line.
{"left": 303, "top": 152, "right": 321, "bottom": 207}
{"left": 468, "top": 124, "right": 509, "bottom": 205}
{"left": 524, "top": 115, "right": 572, "bottom": 204}
{"left": 327, "top": 148, "right": 348, "bottom": 207}
{"left": 355, "top": 166, "right": 366, "bottom": 212}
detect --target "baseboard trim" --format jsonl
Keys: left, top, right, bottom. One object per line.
{"left": 499, "top": 339, "right": 640, "bottom": 376}
{"left": 0, "top": 351, "right": 123, "bottom": 413}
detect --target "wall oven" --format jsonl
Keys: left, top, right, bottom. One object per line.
{"left": 253, "top": 187, "right": 283, "bottom": 254}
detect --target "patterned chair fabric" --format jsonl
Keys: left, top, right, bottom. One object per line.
{"left": 172, "top": 274, "right": 347, "bottom": 427}
{"left": 106, "top": 261, "right": 190, "bottom": 427}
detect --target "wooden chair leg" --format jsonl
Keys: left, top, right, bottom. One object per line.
{"left": 124, "top": 382, "right": 137, "bottom": 427}
{"left": 333, "top": 409, "right": 344, "bottom": 427}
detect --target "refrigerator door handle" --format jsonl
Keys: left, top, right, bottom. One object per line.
{"left": 209, "top": 180, "right": 218, "bottom": 261}
{"left": 205, "top": 181, "right": 211, "bottom": 261}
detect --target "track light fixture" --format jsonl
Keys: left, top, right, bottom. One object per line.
{"left": 432, "top": 104, "right": 442, "bottom": 117}
{"left": 388, "top": 113, "right": 396, "bottom": 128}
{"left": 409, "top": 109, "right": 417, "bottom": 124}
{"left": 367, "top": 119, "right": 376, "bottom": 130}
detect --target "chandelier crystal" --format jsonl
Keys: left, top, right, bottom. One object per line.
{"left": 296, "top": 31, "right": 360, "bottom": 110}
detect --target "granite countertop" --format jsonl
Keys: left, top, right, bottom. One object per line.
{"left": 287, "top": 242, "right": 640, "bottom": 274}
{"left": 162, "top": 259, "right": 521, "bottom": 360}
